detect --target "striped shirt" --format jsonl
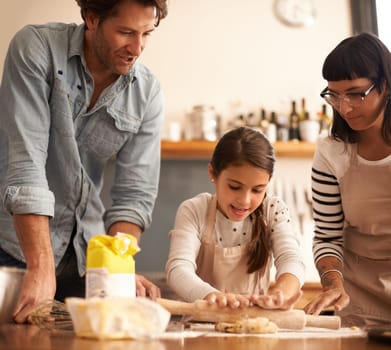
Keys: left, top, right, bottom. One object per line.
{"left": 312, "top": 136, "right": 391, "bottom": 263}
{"left": 311, "top": 137, "right": 353, "bottom": 263}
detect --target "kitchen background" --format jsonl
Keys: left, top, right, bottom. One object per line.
{"left": 0, "top": 1, "right": 386, "bottom": 282}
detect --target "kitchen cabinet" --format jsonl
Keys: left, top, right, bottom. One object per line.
{"left": 161, "top": 140, "right": 317, "bottom": 159}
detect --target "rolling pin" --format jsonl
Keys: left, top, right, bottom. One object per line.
{"left": 156, "top": 298, "right": 341, "bottom": 330}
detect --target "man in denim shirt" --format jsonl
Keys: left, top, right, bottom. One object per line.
{"left": 0, "top": 0, "right": 168, "bottom": 323}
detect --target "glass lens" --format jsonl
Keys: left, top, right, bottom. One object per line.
{"left": 345, "top": 94, "right": 363, "bottom": 107}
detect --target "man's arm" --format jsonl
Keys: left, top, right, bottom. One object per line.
{"left": 107, "top": 221, "right": 142, "bottom": 241}
{"left": 12, "top": 214, "right": 56, "bottom": 323}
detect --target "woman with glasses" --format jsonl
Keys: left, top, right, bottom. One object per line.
{"left": 304, "top": 32, "right": 391, "bottom": 327}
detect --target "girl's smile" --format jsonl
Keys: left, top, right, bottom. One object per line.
{"left": 209, "top": 162, "right": 270, "bottom": 222}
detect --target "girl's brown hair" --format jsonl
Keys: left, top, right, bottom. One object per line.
{"left": 210, "top": 127, "right": 275, "bottom": 273}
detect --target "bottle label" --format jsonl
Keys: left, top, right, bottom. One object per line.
{"left": 86, "top": 268, "right": 136, "bottom": 298}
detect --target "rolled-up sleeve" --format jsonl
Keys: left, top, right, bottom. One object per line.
{"left": 0, "top": 25, "right": 54, "bottom": 216}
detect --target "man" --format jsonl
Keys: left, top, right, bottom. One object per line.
{"left": 0, "top": 0, "right": 168, "bottom": 323}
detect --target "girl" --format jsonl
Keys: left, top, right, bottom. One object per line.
{"left": 166, "top": 127, "right": 305, "bottom": 309}
{"left": 304, "top": 33, "right": 391, "bottom": 326}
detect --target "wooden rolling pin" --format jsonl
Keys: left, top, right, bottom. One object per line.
{"left": 156, "top": 298, "right": 341, "bottom": 330}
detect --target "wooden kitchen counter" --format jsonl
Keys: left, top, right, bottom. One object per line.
{"left": 161, "top": 140, "right": 317, "bottom": 159}
{"left": 0, "top": 323, "right": 388, "bottom": 350}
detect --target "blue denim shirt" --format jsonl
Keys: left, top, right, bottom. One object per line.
{"left": 0, "top": 23, "right": 164, "bottom": 275}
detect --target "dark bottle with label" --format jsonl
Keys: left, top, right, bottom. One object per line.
{"left": 299, "top": 97, "right": 307, "bottom": 122}
{"left": 289, "top": 101, "right": 300, "bottom": 141}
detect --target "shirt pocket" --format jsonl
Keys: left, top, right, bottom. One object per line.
{"left": 49, "top": 78, "right": 76, "bottom": 137}
{"left": 81, "top": 108, "right": 141, "bottom": 159}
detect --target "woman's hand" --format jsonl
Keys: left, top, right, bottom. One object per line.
{"left": 204, "top": 292, "right": 251, "bottom": 308}
{"left": 304, "top": 286, "right": 350, "bottom": 315}
{"left": 249, "top": 289, "right": 302, "bottom": 310}
{"left": 305, "top": 262, "right": 350, "bottom": 315}
{"left": 136, "top": 274, "right": 161, "bottom": 299}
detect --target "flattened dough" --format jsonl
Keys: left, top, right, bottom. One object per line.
{"left": 215, "top": 317, "right": 278, "bottom": 334}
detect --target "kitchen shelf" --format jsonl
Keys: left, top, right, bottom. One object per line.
{"left": 161, "top": 140, "right": 317, "bottom": 159}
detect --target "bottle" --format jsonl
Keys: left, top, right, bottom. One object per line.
{"left": 265, "top": 111, "right": 277, "bottom": 143}
{"left": 289, "top": 101, "right": 300, "bottom": 141}
{"left": 276, "top": 114, "right": 289, "bottom": 141}
{"left": 299, "top": 97, "right": 307, "bottom": 122}
{"left": 259, "top": 108, "right": 269, "bottom": 133}
{"left": 319, "top": 104, "right": 332, "bottom": 137}
{"left": 299, "top": 111, "right": 320, "bottom": 143}
{"left": 247, "top": 112, "right": 256, "bottom": 127}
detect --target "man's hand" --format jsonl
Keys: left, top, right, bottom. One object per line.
{"left": 12, "top": 214, "right": 56, "bottom": 323}
{"left": 136, "top": 274, "right": 161, "bottom": 299}
{"left": 13, "top": 267, "right": 56, "bottom": 323}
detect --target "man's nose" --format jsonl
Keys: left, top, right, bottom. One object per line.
{"left": 126, "top": 35, "right": 143, "bottom": 56}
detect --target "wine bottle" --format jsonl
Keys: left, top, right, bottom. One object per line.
{"left": 259, "top": 108, "right": 269, "bottom": 133}
{"left": 319, "top": 104, "right": 332, "bottom": 137}
{"left": 266, "top": 111, "right": 277, "bottom": 143}
{"left": 289, "top": 101, "right": 300, "bottom": 141}
{"left": 299, "top": 97, "right": 307, "bottom": 121}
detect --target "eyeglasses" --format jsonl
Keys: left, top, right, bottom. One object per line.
{"left": 320, "top": 83, "right": 376, "bottom": 109}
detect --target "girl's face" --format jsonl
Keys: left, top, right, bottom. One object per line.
{"left": 327, "top": 78, "right": 388, "bottom": 133}
{"left": 209, "top": 162, "right": 270, "bottom": 222}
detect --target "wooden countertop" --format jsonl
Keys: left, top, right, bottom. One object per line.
{"left": 0, "top": 323, "right": 386, "bottom": 350}
{"left": 161, "top": 140, "right": 317, "bottom": 159}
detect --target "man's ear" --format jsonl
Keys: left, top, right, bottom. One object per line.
{"left": 85, "top": 10, "right": 100, "bottom": 31}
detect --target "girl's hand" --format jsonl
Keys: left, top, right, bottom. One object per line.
{"left": 304, "top": 287, "right": 350, "bottom": 315}
{"left": 204, "top": 292, "right": 251, "bottom": 308}
{"left": 249, "top": 289, "right": 302, "bottom": 310}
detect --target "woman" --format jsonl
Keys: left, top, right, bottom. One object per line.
{"left": 304, "top": 33, "right": 391, "bottom": 327}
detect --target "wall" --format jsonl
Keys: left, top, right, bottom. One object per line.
{"left": 0, "top": 0, "right": 352, "bottom": 129}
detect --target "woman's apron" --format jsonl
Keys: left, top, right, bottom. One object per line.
{"left": 195, "top": 195, "right": 270, "bottom": 295}
{"left": 338, "top": 146, "right": 391, "bottom": 326}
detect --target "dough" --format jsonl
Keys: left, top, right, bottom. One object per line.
{"left": 215, "top": 317, "right": 278, "bottom": 334}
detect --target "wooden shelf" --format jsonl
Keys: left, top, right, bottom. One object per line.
{"left": 161, "top": 140, "right": 317, "bottom": 159}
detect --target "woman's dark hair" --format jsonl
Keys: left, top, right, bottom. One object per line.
{"left": 322, "top": 32, "right": 391, "bottom": 145}
{"left": 210, "top": 127, "right": 275, "bottom": 273}
{"left": 75, "top": 0, "right": 168, "bottom": 27}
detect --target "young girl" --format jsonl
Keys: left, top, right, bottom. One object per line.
{"left": 166, "top": 127, "right": 305, "bottom": 309}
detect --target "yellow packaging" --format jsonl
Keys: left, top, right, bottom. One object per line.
{"left": 86, "top": 233, "right": 140, "bottom": 298}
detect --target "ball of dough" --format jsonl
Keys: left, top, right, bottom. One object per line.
{"left": 215, "top": 317, "right": 278, "bottom": 334}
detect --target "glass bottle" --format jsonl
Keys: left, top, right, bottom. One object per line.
{"left": 289, "top": 101, "right": 300, "bottom": 141}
